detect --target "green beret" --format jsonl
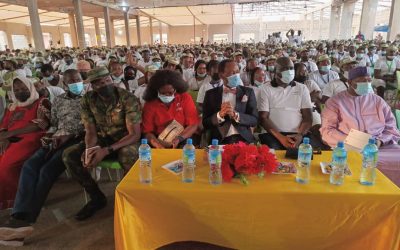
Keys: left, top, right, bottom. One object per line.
{"left": 87, "top": 67, "right": 110, "bottom": 82}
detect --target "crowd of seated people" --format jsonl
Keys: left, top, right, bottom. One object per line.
{"left": 0, "top": 35, "right": 399, "bottom": 246}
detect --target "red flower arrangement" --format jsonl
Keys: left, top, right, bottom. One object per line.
{"left": 221, "top": 142, "right": 278, "bottom": 185}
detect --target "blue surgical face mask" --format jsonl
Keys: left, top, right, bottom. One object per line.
{"left": 45, "top": 75, "right": 54, "bottom": 81}
{"left": 319, "top": 65, "right": 331, "bottom": 72}
{"left": 68, "top": 82, "right": 84, "bottom": 95}
{"left": 267, "top": 66, "right": 275, "bottom": 72}
{"left": 112, "top": 75, "right": 124, "bottom": 82}
{"left": 254, "top": 80, "right": 264, "bottom": 87}
{"left": 158, "top": 92, "right": 175, "bottom": 103}
{"left": 356, "top": 53, "right": 364, "bottom": 59}
{"left": 153, "top": 62, "right": 161, "bottom": 69}
{"left": 227, "top": 73, "right": 242, "bottom": 88}
{"left": 354, "top": 82, "right": 373, "bottom": 96}
{"left": 197, "top": 72, "right": 207, "bottom": 78}
{"left": 280, "top": 69, "right": 295, "bottom": 84}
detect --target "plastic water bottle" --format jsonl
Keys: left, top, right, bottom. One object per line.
{"left": 330, "top": 141, "right": 347, "bottom": 185}
{"left": 208, "top": 139, "right": 222, "bottom": 185}
{"left": 182, "top": 138, "right": 196, "bottom": 183}
{"left": 296, "top": 137, "right": 312, "bottom": 184}
{"left": 360, "top": 138, "right": 378, "bottom": 186}
{"left": 138, "top": 139, "right": 152, "bottom": 184}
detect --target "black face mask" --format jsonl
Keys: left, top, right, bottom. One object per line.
{"left": 4, "top": 67, "right": 11, "bottom": 71}
{"left": 17, "top": 64, "right": 24, "bottom": 68}
{"left": 65, "top": 60, "right": 72, "bottom": 65}
{"left": 101, "top": 56, "right": 106, "bottom": 60}
{"left": 211, "top": 73, "right": 220, "bottom": 81}
{"left": 96, "top": 85, "right": 114, "bottom": 98}
{"left": 295, "top": 75, "right": 307, "bottom": 83}
{"left": 125, "top": 75, "right": 135, "bottom": 81}
{"left": 15, "top": 91, "right": 30, "bottom": 102}
{"left": 80, "top": 72, "right": 88, "bottom": 80}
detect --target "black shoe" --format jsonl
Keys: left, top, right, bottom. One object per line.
{"left": 0, "top": 217, "right": 33, "bottom": 241}
{"left": 75, "top": 198, "right": 107, "bottom": 221}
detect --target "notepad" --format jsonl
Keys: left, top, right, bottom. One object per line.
{"left": 344, "top": 129, "right": 371, "bottom": 152}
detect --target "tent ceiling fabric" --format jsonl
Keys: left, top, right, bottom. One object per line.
{"left": 141, "top": 4, "right": 232, "bottom": 25}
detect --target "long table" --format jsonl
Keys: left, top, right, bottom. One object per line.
{"left": 114, "top": 149, "right": 400, "bottom": 250}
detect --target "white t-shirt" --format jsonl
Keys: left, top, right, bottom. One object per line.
{"left": 188, "top": 75, "right": 211, "bottom": 91}
{"left": 258, "top": 82, "right": 313, "bottom": 133}
{"left": 302, "top": 61, "right": 318, "bottom": 73}
{"left": 322, "top": 79, "right": 348, "bottom": 98}
{"left": 138, "top": 60, "right": 152, "bottom": 68}
{"left": 46, "top": 86, "right": 65, "bottom": 103}
{"left": 134, "top": 84, "right": 147, "bottom": 107}
{"left": 309, "top": 70, "right": 340, "bottom": 90}
{"left": 127, "top": 71, "right": 144, "bottom": 92}
{"left": 303, "top": 79, "right": 321, "bottom": 94}
{"left": 374, "top": 57, "right": 400, "bottom": 75}
{"left": 363, "top": 54, "right": 379, "bottom": 67}
{"left": 182, "top": 68, "right": 194, "bottom": 82}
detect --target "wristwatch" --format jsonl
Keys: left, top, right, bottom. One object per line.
{"left": 107, "top": 146, "right": 114, "bottom": 154}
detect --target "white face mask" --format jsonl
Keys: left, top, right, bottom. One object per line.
{"left": 280, "top": 70, "right": 295, "bottom": 84}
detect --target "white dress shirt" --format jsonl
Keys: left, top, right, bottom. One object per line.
{"left": 217, "top": 86, "right": 240, "bottom": 137}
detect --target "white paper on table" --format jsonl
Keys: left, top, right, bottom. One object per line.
{"left": 344, "top": 129, "right": 372, "bottom": 152}
{"left": 161, "top": 160, "right": 183, "bottom": 175}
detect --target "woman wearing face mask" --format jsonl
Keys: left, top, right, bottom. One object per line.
{"left": 0, "top": 76, "right": 51, "bottom": 210}
{"left": 188, "top": 60, "right": 209, "bottom": 91}
{"left": 373, "top": 46, "right": 400, "bottom": 100}
{"left": 249, "top": 67, "right": 267, "bottom": 103}
{"left": 124, "top": 66, "right": 139, "bottom": 93}
{"left": 142, "top": 70, "right": 199, "bottom": 149}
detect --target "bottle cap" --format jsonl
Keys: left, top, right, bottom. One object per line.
{"left": 141, "top": 138, "right": 148, "bottom": 144}
{"left": 211, "top": 139, "right": 219, "bottom": 146}
{"left": 337, "top": 141, "right": 344, "bottom": 148}
{"left": 368, "top": 138, "right": 376, "bottom": 144}
{"left": 303, "top": 137, "right": 310, "bottom": 144}
{"left": 186, "top": 138, "right": 193, "bottom": 144}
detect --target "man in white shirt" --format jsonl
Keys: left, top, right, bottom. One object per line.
{"left": 321, "top": 57, "right": 357, "bottom": 103}
{"left": 258, "top": 57, "right": 313, "bottom": 149}
{"left": 138, "top": 49, "right": 152, "bottom": 68}
{"left": 299, "top": 48, "right": 318, "bottom": 73}
{"left": 333, "top": 43, "right": 348, "bottom": 64}
{"left": 196, "top": 60, "right": 223, "bottom": 113}
{"left": 373, "top": 45, "right": 400, "bottom": 98}
{"left": 59, "top": 54, "right": 77, "bottom": 73}
{"left": 96, "top": 52, "right": 108, "bottom": 67}
{"left": 364, "top": 44, "right": 379, "bottom": 72}
{"left": 181, "top": 53, "right": 195, "bottom": 82}
{"left": 309, "top": 54, "right": 340, "bottom": 90}
{"left": 355, "top": 47, "right": 367, "bottom": 67}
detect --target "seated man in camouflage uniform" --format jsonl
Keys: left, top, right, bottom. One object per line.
{"left": 63, "top": 67, "right": 141, "bottom": 221}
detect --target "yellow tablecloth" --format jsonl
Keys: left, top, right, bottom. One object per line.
{"left": 114, "top": 149, "right": 400, "bottom": 250}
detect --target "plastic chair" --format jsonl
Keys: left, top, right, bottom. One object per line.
{"left": 83, "top": 160, "right": 123, "bottom": 203}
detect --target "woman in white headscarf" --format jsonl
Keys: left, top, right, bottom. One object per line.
{"left": 0, "top": 76, "right": 51, "bottom": 210}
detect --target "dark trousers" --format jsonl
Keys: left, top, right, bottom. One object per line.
{"left": 259, "top": 132, "right": 297, "bottom": 150}
{"left": 62, "top": 141, "right": 138, "bottom": 201}
{"left": 259, "top": 131, "right": 330, "bottom": 150}
{"left": 12, "top": 139, "right": 79, "bottom": 223}
{"left": 221, "top": 134, "right": 247, "bottom": 145}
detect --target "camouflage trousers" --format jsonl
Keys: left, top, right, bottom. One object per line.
{"left": 62, "top": 141, "right": 138, "bottom": 199}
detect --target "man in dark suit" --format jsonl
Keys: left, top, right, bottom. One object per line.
{"left": 203, "top": 59, "right": 258, "bottom": 144}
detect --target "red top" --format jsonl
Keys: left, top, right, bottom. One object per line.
{"left": 142, "top": 92, "right": 199, "bottom": 135}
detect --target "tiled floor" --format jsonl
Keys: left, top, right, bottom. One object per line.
{"left": 0, "top": 171, "right": 234, "bottom": 250}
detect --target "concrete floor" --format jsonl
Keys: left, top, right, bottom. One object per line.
{"left": 0, "top": 171, "right": 234, "bottom": 250}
